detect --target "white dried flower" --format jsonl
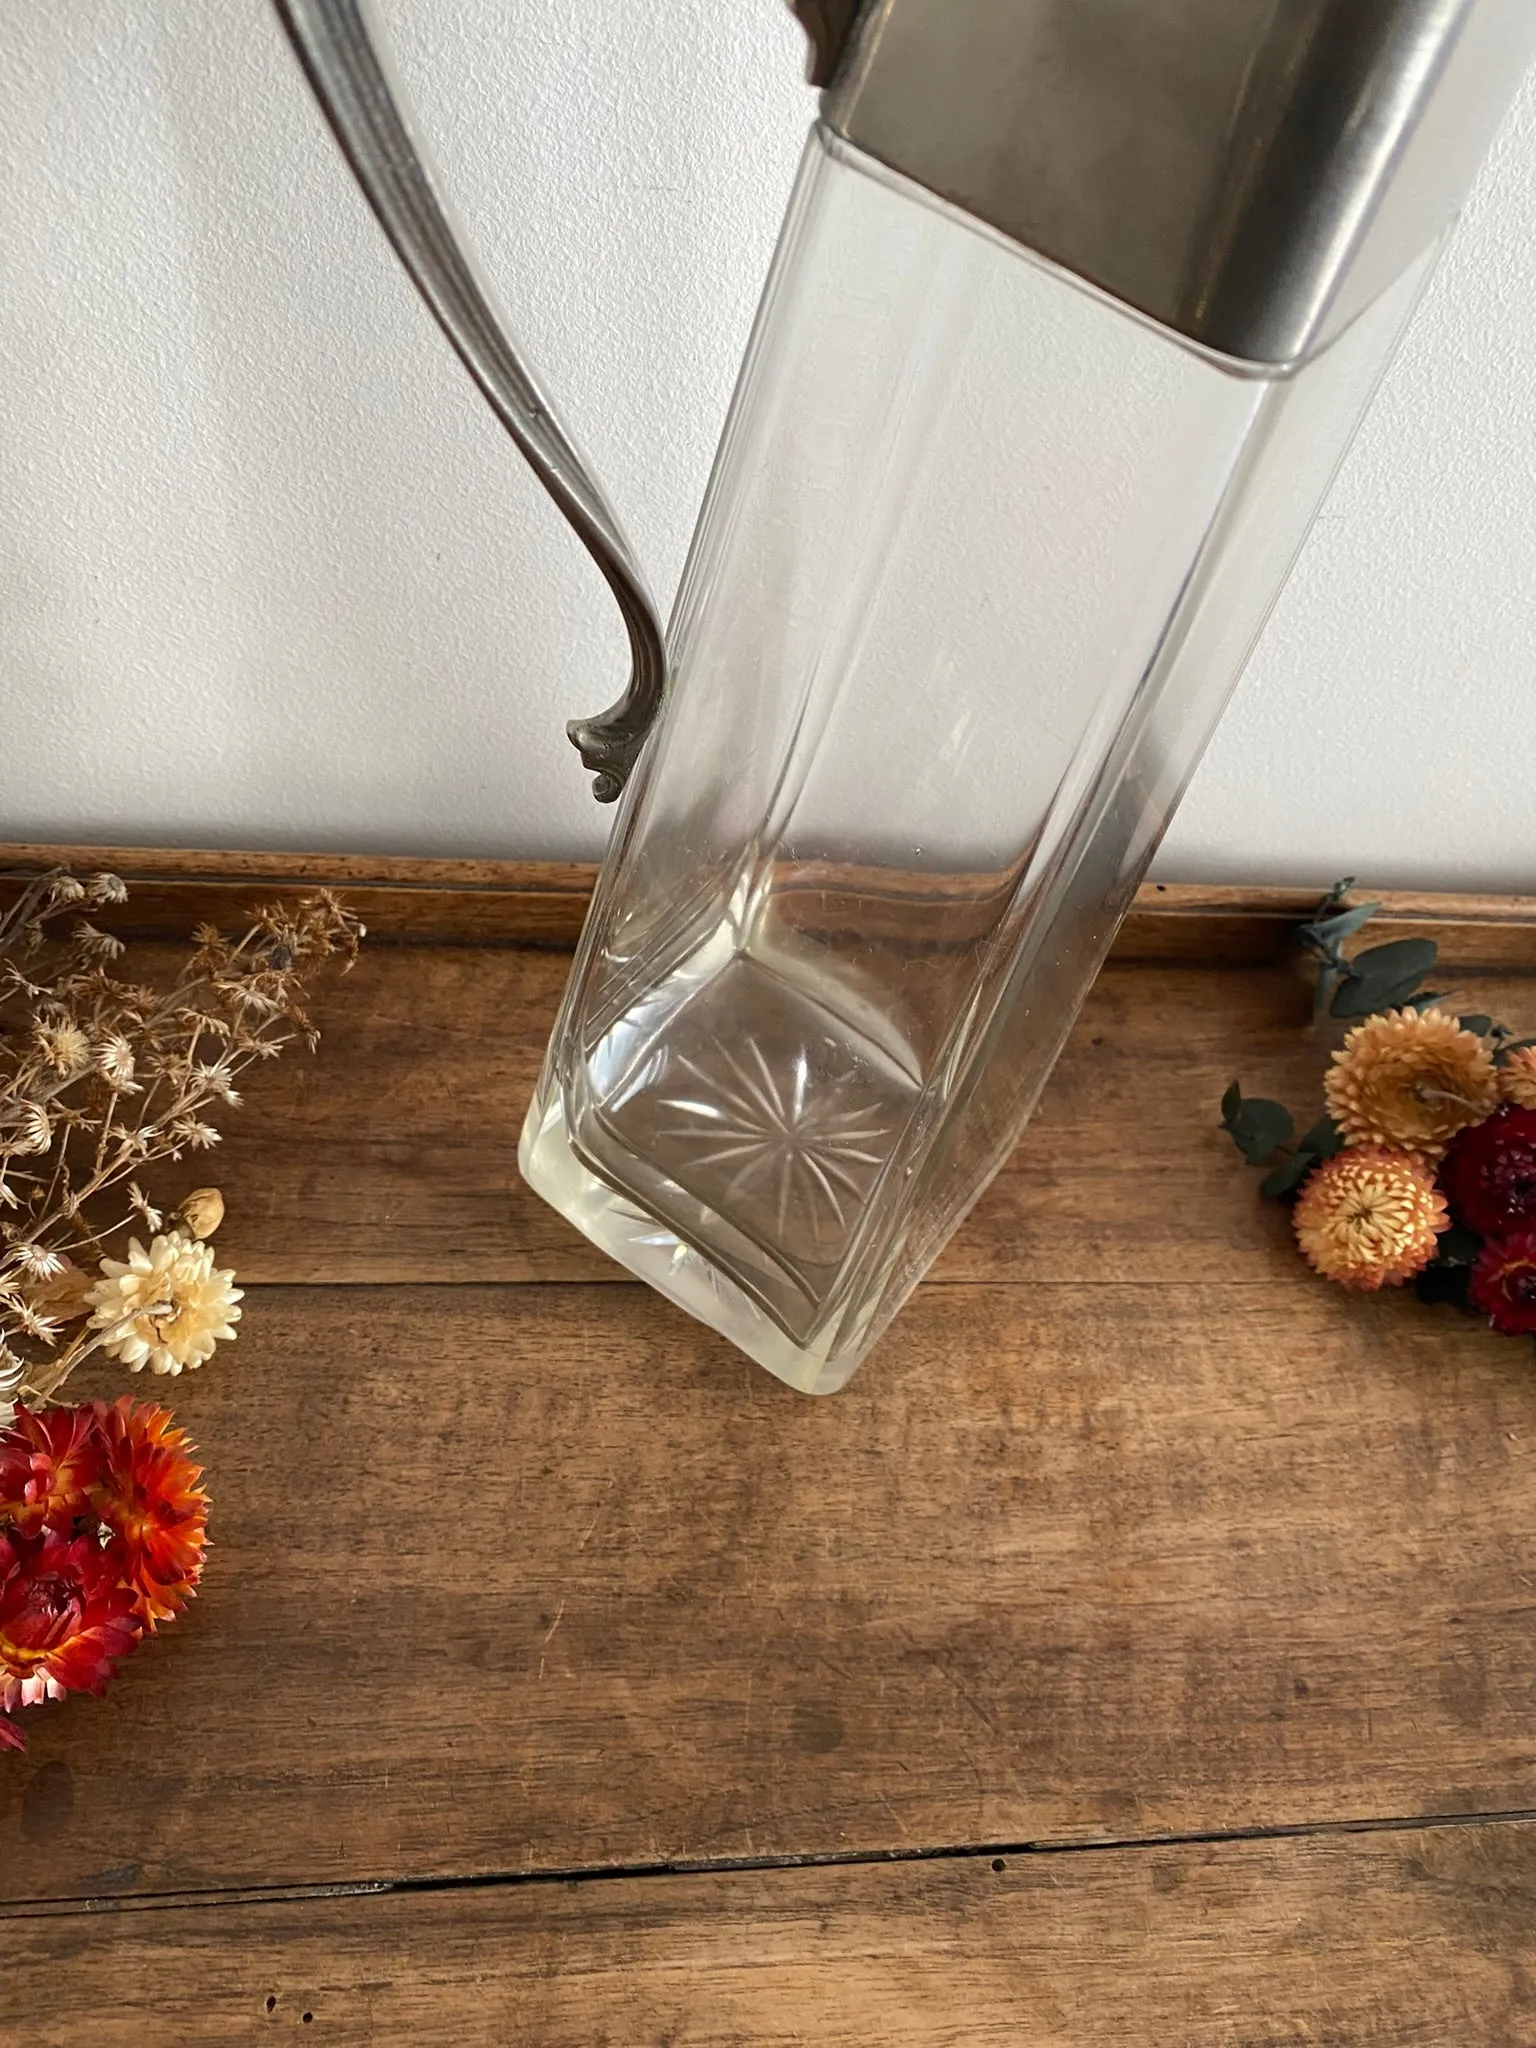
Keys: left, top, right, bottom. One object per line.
{"left": 0, "top": 1342, "right": 23, "bottom": 1394}
{"left": 86, "top": 872, "right": 128, "bottom": 905}
{"left": 178, "top": 1010, "right": 231, "bottom": 1041}
{"left": 96, "top": 1035, "right": 138, "bottom": 1090}
{"left": 232, "top": 987, "right": 283, "bottom": 1018}
{"left": 2, "top": 1105, "right": 52, "bottom": 1157}
{"left": 84, "top": 1231, "right": 242, "bottom": 1376}
{"left": 73, "top": 922, "right": 125, "bottom": 962}
{"left": 33, "top": 1017, "right": 92, "bottom": 1077}
{"left": 10, "top": 1244, "right": 65, "bottom": 1283}
{"left": 127, "top": 1181, "right": 164, "bottom": 1232}
{"left": 171, "top": 1119, "right": 222, "bottom": 1152}
{"left": 47, "top": 874, "right": 86, "bottom": 905}
{"left": 9, "top": 1300, "right": 61, "bottom": 1345}
{"left": 194, "top": 1063, "right": 242, "bottom": 1108}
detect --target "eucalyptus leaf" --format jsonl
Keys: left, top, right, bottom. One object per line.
{"left": 1299, "top": 901, "right": 1381, "bottom": 952}
{"left": 1220, "top": 1080, "right": 1242, "bottom": 1126}
{"left": 1223, "top": 1096, "right": 1294, "bottom": 1166}
{"left": 1260, "top": 1151, "right": 1316, "bottom": 1199}
{"left": 1458, "top": 1014, "right": 1493, "bottom": 1036}
{"left": 1346, "top": 936, "right": 1439, "bottom": 987}
{"left": 1332, "top": 974, "right": 1425, "bottom": 1019}
{"left": 1332, "top": 937, "right": 1441, "bottom": 1016}
{"left": 1297, "top": 1115, "right": 1345, "bottom": 1159}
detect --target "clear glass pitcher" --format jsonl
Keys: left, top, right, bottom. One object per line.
{"left": 277, "top": 0, "right": 1535, "bottom": 1393}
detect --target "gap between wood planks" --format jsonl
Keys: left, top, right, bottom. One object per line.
{"left": 9, "top": 1801, "right": 1536, "bottom": 1921}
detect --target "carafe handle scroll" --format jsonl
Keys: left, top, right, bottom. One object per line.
{"left": 271, "top": 0, "right": 678, "bottom": 801}
{"left": 271, "top": 2, "right": 862, "bottom": 798}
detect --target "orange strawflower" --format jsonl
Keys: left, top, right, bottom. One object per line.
{"left": 1499, "top": 1047, "right": 1536, "bottom": 1110}
{"left": 1324, "top": 1008, "right": 1497, "bottom": 1159}
{"left": 88, "top": 1399, "right": 209, "bottom": 1630}
{"left": 1293, "top": 1145, "right": 1448, "bottom": 1290}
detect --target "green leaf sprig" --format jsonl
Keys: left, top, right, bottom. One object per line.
{"left": 1218, "top": 881, "right": 1519, "bottom": 1203}
{"left": 1220, "top": 1084, "right": 1345, "bottom": 1198}
{"left": 1295, "top": 879, "right": 1442, "bottom": 1022}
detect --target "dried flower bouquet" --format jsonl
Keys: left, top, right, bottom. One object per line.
{"left": 1221, "top": 880, "right": 1536, "bottom": 1340}
{"left": 0, "top": 868, "right": 360, "bottom": 1751}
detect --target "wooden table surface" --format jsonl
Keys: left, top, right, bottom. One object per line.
{"left": 5, "top": 847, "right": 1536, "bottom": 2045}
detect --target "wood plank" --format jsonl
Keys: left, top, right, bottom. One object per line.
{"left": 10, "top": 1822, "right": 1536, "bottom": 2044}
{"left": 146, "top": 943, "right": 1536, "bottom": 1286}
{"left": 0, "top": 844, "right": 598, "bottom": 946}
{"left": 5, "top": 844, "right": 1536, "bottom": 965}
{"left": 3, "top": 1278, "right": 1534, "bottom": 1904}
{"left": 1121, "top": 881, "right": 1536, "bottom": 968}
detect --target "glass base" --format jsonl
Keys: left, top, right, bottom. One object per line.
{"left": 519, "top": 1083, "right": 866, "bottom": 1396}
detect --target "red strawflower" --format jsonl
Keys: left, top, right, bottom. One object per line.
{"left": 1469, "top": 1229, "right": 1536, "bottom": 1337}
{"left": 1441, "top": 1106, "right": 1536, "bottom": 1237}
{"left": 88, "top": 1399, "right": 209, "bottom": 1630}
{"left": 0, "top": 1527, "right": 141, "bottom": 1713}
{"left": 0, "top": 1404, "right": 105, "bottom": 1536}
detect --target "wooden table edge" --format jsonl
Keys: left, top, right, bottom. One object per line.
{"left": 4, "top": 843, "right": 1534, "bottom": 963}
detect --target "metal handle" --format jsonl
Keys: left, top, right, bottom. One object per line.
{"left": 270, "top": 0, "right": 667, "bottom": 802}
{"left": 788, "top": 0, "right": 862, "bottom": 84}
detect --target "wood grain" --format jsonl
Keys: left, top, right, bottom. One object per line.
{"left": 11, "top": 1822, "right": 1536, "bottom": 2044}
{"left": 5, "top": 843, "right": 1536, "bottom": 965}
{"left": 142, "top": 943, "right": 1534, "bottom": 1288}
{"left": 0, "top": 845, "right": 598, "bottom": 946}
{"left": 3, "top": 1276, "right": 1534, "bottom": 1906}
{"left": 7, "top": 853, "right": 1536, "bottom": 2027}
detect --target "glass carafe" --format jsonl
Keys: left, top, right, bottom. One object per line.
{"left": 278, "top": 0, "right": 1536, "bottom": 1392}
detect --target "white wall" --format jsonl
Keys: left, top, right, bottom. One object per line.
{"left": 1, "top": 1, "right": 1533, "bottom": 888}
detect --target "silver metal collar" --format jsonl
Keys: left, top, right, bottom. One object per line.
{"left": 824, "top": 0, "right": 1536, "bottom": 365}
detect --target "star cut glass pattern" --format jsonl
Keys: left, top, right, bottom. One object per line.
{"left": 588, "top": 950, "right": 919, "bottom": 1285}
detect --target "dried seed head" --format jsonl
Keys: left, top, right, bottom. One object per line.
{"left": 9, "top": 1299, "right": 61, "bottom": 1345}
{"left": 233, "top": 987, "right": 283, "bottom": 1018}
{"left": 194, "top": 1063, "right": 242, "bottom": 1108}
{"left": 33, "top": 1017, "right": 92, "bottom": 1077}
{"left": 171, "top": 1118, "right": 222, "bottom": 1153}
{"left": 96, "top": 1035, "right": 137, "bottom": 1090}
{"left": 178, "top": 1188, "right": 225, "bottom": 1238}
{"left": 2, "top": 1105, "right": 52, "bottom": 1157}
{"left": 10, "top": 1244, "right": 66, "bottom": 1283}
{"left": 73, "top": 922, "right": 126, "bottom": 962}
